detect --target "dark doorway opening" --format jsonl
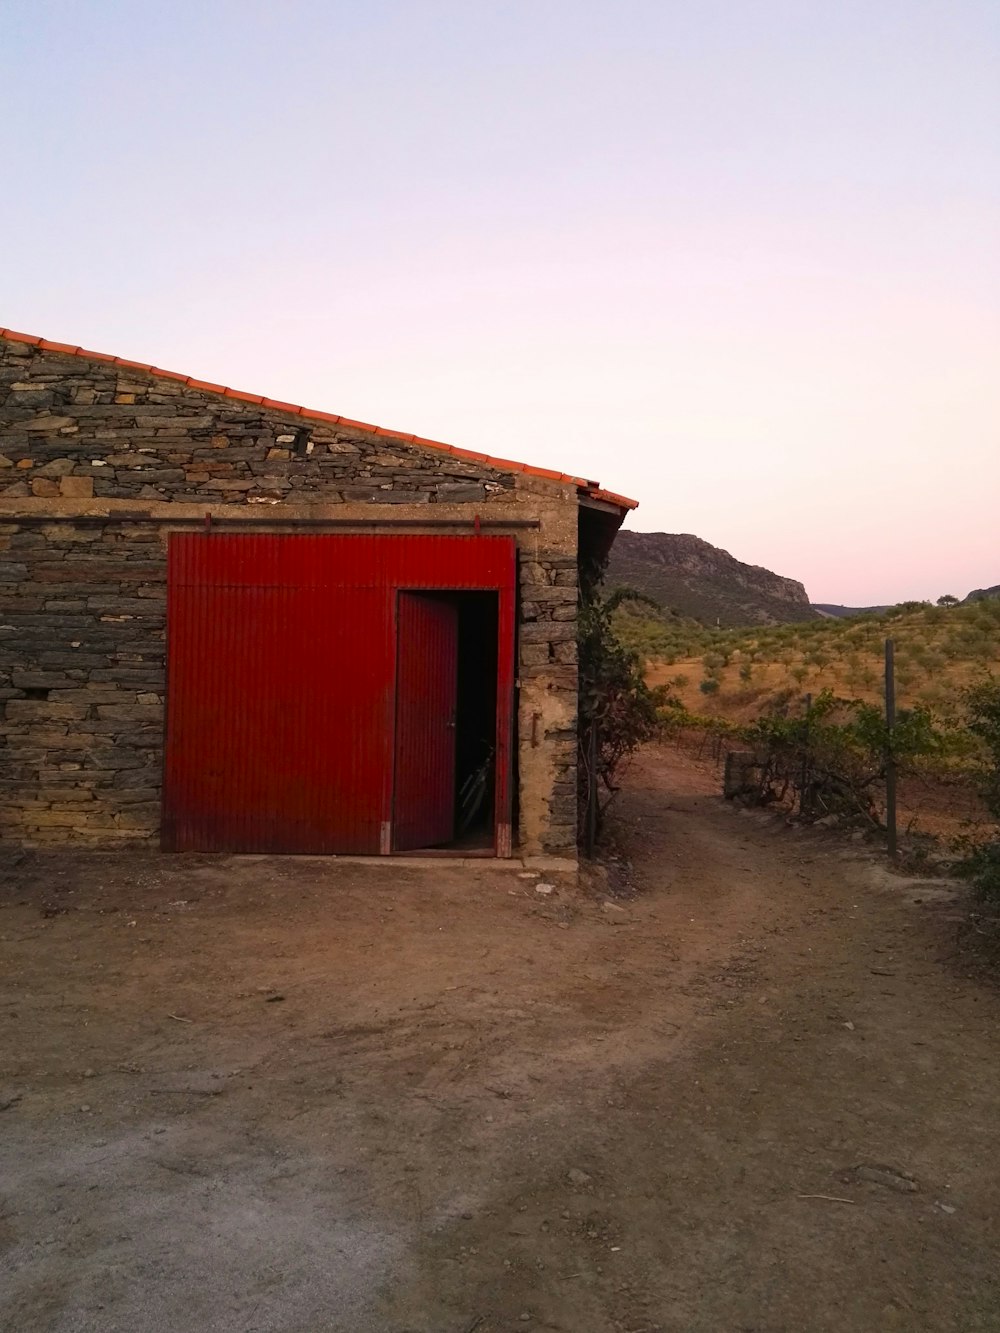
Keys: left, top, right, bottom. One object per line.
{"left": 392, "top": 590, "right": 499, "bottom": 855}
{"left": 453, "top": 591, "right": 499, "bottom": 851}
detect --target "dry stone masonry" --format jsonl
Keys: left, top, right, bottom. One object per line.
{"left": 0, "top": 335, "right": 602, "bottom": 855}
{"left": 0, "top": 521, "right": 166, "bottom": 841}
{"left": 0, "top": 339, "right": 518, "bottom": 505}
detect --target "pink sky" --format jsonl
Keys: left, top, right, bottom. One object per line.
{"left": 4, "top": 1, "right": 998, "bottom": 606}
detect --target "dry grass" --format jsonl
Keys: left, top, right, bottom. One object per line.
{"left": 635, "top": 600, "right": 1000, "bottom": 722}
{"left": 634, "top": 601, "right": 1000, "bottom": 844}
{"left": 648, "top": 653, "right": 1000, "bottom": 720}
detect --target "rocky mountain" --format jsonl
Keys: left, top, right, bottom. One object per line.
{"left": 607, "top": 531, "right": 815, "bottom": 627}
{"left": 963, "top": 584, "right": 1000, "bottom": 605}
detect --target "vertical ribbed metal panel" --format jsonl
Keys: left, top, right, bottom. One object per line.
{"left": 163, "top": 533, "right": 517, "bottom": 855}
{"left": 393, "top": 594, "right": 459, "bottom": 851}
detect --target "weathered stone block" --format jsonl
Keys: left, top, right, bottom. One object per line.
{"left": 82, "top": 748, "right": 148, "bottom": 770}
{"left": 519, "top": 623, "right": 577, "bottom": 643}
{"left": 4, "top": 700, "right": 89, "bottom": 722}
{"left": 111, "top": 768, "right": 160, "bottom": 789}
{"left": 519, "top": 561, "right": 547, "bottom": 586}
{"left": 113, "top": 806, "right": 160, "bottom": 830}
{"left": 519, "top": 644, "right": 549, "bottom": 665}
{"left": 10, "top": 670, "right": 73, "bottom": 689}
{"left": 542, "top": 824, "right": 576, "bottom": 851}
{"left": 22, "top": 414, "right": 75, "bottom": 433}
{"left": 525, "top": 585, "right": 577, "bottom": 604}
{"left": 549, "top": 794, "right": 578, "bottom": 824}
{"left": 434, "top": 484, "right": 486, "bottom": 503}
{"left": 37, "top": 457, "right": 76, "bottom": 476}
{"left": 59, "top": 475, "right": 94, "bottom": 498}
{"left": 94, "top": 703, "right": 162, "bottom": 723}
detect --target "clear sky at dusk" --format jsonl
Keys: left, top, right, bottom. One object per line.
{"left": 3, "top": 1, "right": 997, "bottom": 605}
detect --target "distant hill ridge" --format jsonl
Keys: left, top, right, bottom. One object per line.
{"left": 607, "top": 531, "right": 814, "bottom": 628}
{"left": 815, "top": 585, "right": 999, "bottom": 618}
{"left": 812, "top": 603, "right": 891, "bottom": 619}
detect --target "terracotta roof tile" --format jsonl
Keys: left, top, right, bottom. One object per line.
{"left": 38, "top": 338, "right": 80, "bottom": 355}
{"left": 260, "top": 396, "right": 307, "bottom": 414}
{"left": 0, "top": 326, "right": 638, "bottom": 510}
{"left": 336, "top": 415, "right": 381, "bottom": 433}
{"left": 113, "top": 356, "right": 157, "bottom": 371}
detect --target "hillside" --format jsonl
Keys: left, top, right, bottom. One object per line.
{"left": 607, "top": 531, "right": 814, "bottom": 627}
{"left": 814, "top": 585, "right": 999, "bottom": 618}
{"left": 616, "top": 596, "right": 1000, "bottom": 721}
{"left": 812, "top": 603, "right": 891, "bottom": 619}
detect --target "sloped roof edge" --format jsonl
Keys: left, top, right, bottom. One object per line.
{"left": 0, "top": 328, "right": 638, "bottom": 512}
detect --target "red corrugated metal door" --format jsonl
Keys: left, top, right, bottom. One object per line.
{"left": 163, "top": 533, "right": 517, "bottom": 856}
{"left": 163, "top": 535, "right": 392, "bottom": 854}
{"left": 393, "top": 593, "right": 459, "bottom": 851}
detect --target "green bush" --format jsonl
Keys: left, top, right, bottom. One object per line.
{"left": 579, "top": 580, "right": 665, "bottom": 845}
{"left": 960, "top": 677, "right": 1000, "bottom": 900}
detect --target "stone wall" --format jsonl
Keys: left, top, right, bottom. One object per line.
{"left": 0, "top": 339, "right": 518, "bottom": 506}
{"left": 0, "top": 520, "right": 167, "bottom": 841}
{"left": 517, "top": 555, "right": 579, "bottom": 852}
{"left": 0, "top": 337, "right": 581, "bottom": 855}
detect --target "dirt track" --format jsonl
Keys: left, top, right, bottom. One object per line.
{"left": 2, "top": 744, "right": 998, "bottom": 1332}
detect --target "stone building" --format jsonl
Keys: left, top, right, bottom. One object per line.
{"left": 0, "top": 329, "right": 636, "bottom": 858}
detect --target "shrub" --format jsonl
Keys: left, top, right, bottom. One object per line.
{"left": 737, "top": 691, "right": 944, "bottom": 823}
{"left": 699, "top": 676, "right": 720, "bottom": 695}
{"left": 579, "top": 579, "right": 664, "bottom": 846}
{"left": 960, "top": 677, "right": 1000, "bottom": 901}
{"left": 965, "top": 677, "right": 1000, "bottom": 819}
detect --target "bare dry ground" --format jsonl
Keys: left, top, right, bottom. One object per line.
{"left": 2, "top": 746, "right": 999, "bottom": 1332}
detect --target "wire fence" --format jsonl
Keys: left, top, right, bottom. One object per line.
{"left": 663, "top": 718, "right": 995, "bottom": 849}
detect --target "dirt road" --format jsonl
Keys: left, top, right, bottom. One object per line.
{"left": 2, "top": 745, "right": 998, "bottom": 1332}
